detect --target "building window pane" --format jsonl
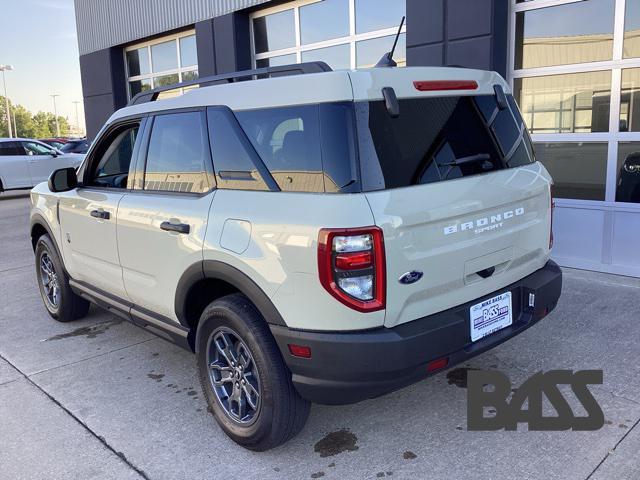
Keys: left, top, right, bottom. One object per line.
{"left": 129, "top": 79, "right": 152, "bottom": 97}
{"left": 182, "top": 70, "right": 198, "bottom": 82}
{"left": 126, "top": 48, "right": 150, "bottom": 77}
{"left": 302, "top": 44, "right": 350, "bottom": 70}
{"left": 151, "top": 40, "right": 178, "bottom": 72}
{"left": 620, "top": 68, "right": 640, "bottom": 132}
{"left": 300, "top": 0, "right": 349, "bottom": 45}
{"left": 617, "top": 143, "right": 640, "bottom": 203}
{"left": 153, "top": 73, "right": 179, "bottom": 87}
{"left": 356, "top": 33, "right": 406, "bottom": 68}
{"left": 179, "top": 35, "right": 197, "bottom": 67}
{"left": 534, "top": 142, "right": 607, "bottom": 201}
{"left": 256, "top": 54, "right": 297, "bottom": 68}
{"left": 355, "top": 0, "right": 405, "bottom": 34}
{"left": 514, "top": 71, "right": 611, "bottom": 134}
{"left": 253, "top": 10, "right": 296, "bottom": 54}
{"left": 514, "top": 0, "right": 615, "bottom": 69}
{"left": 624, "top": 0, "right": 640, "bottom": 58}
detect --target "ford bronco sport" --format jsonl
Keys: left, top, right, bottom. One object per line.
{"left": 30, "top": 61, "right": 562, "bottom": 450}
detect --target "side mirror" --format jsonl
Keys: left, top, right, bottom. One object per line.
{"left": 50, "top": 150, "right": 59, "bottom": 157}
{"left": 48, "top": 167, "right": 77, "bottom": 192}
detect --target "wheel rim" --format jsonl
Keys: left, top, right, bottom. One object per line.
{"left": 40, "top": 252, "right": 60, "bottom": 309}
{"left": 206, "top": 327, "right": 261, "bottom": 425}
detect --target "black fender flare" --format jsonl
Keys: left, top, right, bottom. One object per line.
{"left": 30, "top": 213, "right": 65, "bottom": 268}
{"left": 175, "top": 260, "right": 287, "bottom": 349}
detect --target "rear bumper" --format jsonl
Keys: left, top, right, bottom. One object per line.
{"left": 270, "top": 260, "right": 562, "bottom": 405}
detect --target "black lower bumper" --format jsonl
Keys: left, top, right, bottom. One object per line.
{"left": 270, "top": 261, "right": 563, "bottom": 405}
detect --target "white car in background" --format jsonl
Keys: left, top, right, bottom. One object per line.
{"left": 0, "top": 138, "right": 84, "bottom": 191}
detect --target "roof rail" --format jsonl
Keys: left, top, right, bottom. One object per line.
{"left": 128, "top": 61, "right": 333, "bottom": 106}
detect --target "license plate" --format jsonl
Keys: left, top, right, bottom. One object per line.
{"left": 470, "top": 292, "right": 513, "bottom": 342}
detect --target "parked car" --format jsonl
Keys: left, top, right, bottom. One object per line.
{"left": 29, "top": 61, "right": 562, "bottom": 451}
{"left": 60, "top": 138, "right": 91, "bottom": 155}
{"left": 0, "top": 138, "right": 83, "bottom": 191}
{"left": 40, "top": 138, "right": 68, "bottom": 149}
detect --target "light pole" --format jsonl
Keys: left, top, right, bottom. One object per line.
{"left": 0, "top": 64, "right": 14, "bottom": 138}
{"left": 72, "top": 100, "right": 82, "bottom": 135}
{"left": 50, "top": 94, "right": 60, "bottom": 137}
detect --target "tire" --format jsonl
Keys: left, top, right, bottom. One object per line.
{"left": 196, "top": 293, "right": 310, "bottom": 451}
{"left": 35, "top": 234, "right": 90, "bottom": 322}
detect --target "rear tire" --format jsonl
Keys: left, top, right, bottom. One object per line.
{"left": 196, "top": 293, "right": 310, "bottom": 451}
{"left": 35, "top": 234, "right": 90, "bottom": 322}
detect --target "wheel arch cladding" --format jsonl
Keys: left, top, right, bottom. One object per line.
{"left": 175, "top": 260, "right": 287, "bottom": 351}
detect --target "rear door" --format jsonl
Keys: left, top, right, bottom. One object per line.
{"left": 117, "top": 110, "right": 215, "bottom": 321}
{"left": 358, "top": 91, "right": 552, "bottom": 328}
{"left": 0, "top": 141, "right": 30, "bottom": 188}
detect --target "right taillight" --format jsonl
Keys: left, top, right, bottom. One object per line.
{"left": 317, "top": 227, "right": 386, "bottom": 312}
{"left": 549, "top": 186, "right": 555, "bottom": 250}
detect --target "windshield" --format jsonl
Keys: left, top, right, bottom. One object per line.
{"left": 61, "top": 140, "right": 90, "bottom": 154}
{"left": 357, "top": 93, "right": 535, "bottom": 191}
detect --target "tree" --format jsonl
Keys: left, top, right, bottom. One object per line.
{"left": 0, "top": 95, "right": 71, "bottom": 138}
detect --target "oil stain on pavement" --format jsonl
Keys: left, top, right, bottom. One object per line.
{"left": 314, "top": 429, "right": 359, "bottom": 457}
{"left": 43, "top": 320, "right": 122, "bottom": 341}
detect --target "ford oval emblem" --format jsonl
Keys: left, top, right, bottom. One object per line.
{"left": 399, "top": 271, "right": 423, "bottom": 285}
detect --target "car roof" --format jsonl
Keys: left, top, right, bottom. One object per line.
{"left": 0, "top": 137, "right": 46, "bottom": 143}
{"left": 109, "top": 66, "right": 509, "bottom": 124}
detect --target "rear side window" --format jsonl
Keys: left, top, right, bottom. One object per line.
{"left": 0, "top": 142, "right": 22, "bottom": 156}
{"left": 359, "top": 94, "right": 535, "bottom": 191}
{"left": 235, "top": 103, "right": 359, "bottom": 193}
{"left": 144, "top": 111, "right": 213, "bottom": 194}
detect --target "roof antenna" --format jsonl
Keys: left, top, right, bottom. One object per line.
{"left": 375, "top": 16, "right": 405, "bottom": 68}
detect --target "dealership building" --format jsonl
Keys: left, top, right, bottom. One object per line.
{"left": 74, "top": 0, "right": 640, "bottom": 277}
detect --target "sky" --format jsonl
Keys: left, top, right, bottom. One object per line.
{"left": 0, "top": 0, "right": 84, "bottom": 131}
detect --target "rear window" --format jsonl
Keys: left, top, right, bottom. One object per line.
{"left": 357, "top": 93, "right": 535, "bottom": 191}
{"left": 235, "top": 103, "right": 358, "bottom": 193}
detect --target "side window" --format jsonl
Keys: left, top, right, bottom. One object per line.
{"left": 207, "top": 108, "right": 269, "bottom": 191}
{"left": 144, "top": 111, "right": 213, "bottom": 194}
{"left": 0, "top": 142, "right": 22, "bottom": 156}
{"left": 90, "top": 124, "right": 139, "bottom": 189}
{"left": 22, "top": 142, "right": 54, "bottom": 156}
{"left": 236, "top": 105, "right": 324, "bottom": 192}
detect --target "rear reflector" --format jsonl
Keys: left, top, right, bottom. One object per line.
{"left": 335, "top": 251, "right": 373, "bottom": 270}
{"left": 427, "top": 357, "right": 449, "bottom": 372}
{"left": 413, "top": 80, "right": 479, "bottom": 92}
{"left": 288, "top": 344, "right": 312, "bottom": 358}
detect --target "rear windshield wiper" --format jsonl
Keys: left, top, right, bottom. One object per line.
{"left": 440, "top": 153, "right": 493, "bottom": 179}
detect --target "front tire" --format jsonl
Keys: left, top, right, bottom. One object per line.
{"left": 196, "top": 293, "right": 310, "bottom": 451}
{"left": 35, "top": 234, "right": 90, "bottom": 322}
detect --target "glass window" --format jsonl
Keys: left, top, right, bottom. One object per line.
{"left": 91, "top": 126, "right": 139, "bottom": 189}
{"left": 0, "top": 141, "right": 22, "bottom": 156}
{"left": 182, "top": 70, "right": 198, "bottom": 82}
{"left": 355, "top": 0, "right": 405, "bottom": 34}
{"left": 616, "top": 143, "right": 640, "bottom": 203}
{"left": 236, "top": 105, "right": 324, "bottom": 192}
{"left": 256, "top": 54, "right": 297, "bottom": 69}
{"left": 356, "top": 33, "right": 406, "bottom": 68}
{"left": 534, "top": 142, "right": 608, "bottom": 201}
{"left": 153, "top": 73, "right": 179, "bottom": 87}
{"left": 514, "top": 0, "right": 615, "bottom": 69}
{"left": 358, "top": 95, "right": 535, "bottom": 191}
{"left": 151, "top": 40, "right": 178, "bottom": 72}
{"left": 22, "top": 142, "right": 54, "bottom": 155}
{"left": 300, "top": 0, "right": 349, "bottom": 45}
{"left": 253, "top": 10, "right": 296, "bottom": 54}
{"left": 207, "top": 108, "right": 269, "bottom": 191}
{"left": 179, "top": 35, "right": 197, "bottom": 67}
{"left": 514, "top": 71, "right": 611, "bottom": 134}
{"left": 144, "top": 112, "right": 211, "bottom": 194}
{"left": 129, "top": 79, "right": 152, "bottom": 97}
{"left": 301, "top": 44, "right": 350, "bottom": 70}
{"left": 620, "top": 68, "right": 640, "bottom": 132}
{"left": 624, "top": 0, "right": 640, "bottom": 58}
{"left": 126, "top": 47, "right": 150, "bottom": 77}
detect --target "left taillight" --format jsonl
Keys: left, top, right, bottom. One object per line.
{"left": 317, "top": 227, "right": 386, "bottom": 312}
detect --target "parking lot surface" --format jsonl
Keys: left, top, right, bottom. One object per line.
{"left": 1, "top": 191, "right": 639, "bottom": 480}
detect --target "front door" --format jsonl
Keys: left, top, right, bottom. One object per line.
{"left": 117, "top": 110, "right": 215, "bottom": 320}
{"left": 21, "top": 141, "right": 69, "bottom": 185}
{"left": 58, "top": 121, "right": 143, "bottom": 299}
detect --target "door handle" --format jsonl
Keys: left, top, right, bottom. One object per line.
{"left": 160, "top": 221, "right": 190, "bottom": 234}
{"left": 90, "top": 209, "right": 110, "bottom": 220}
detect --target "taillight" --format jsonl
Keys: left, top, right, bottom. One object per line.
{"left": 318, "top": 227, "right": 386, "bottom": 312}
{"left": 549, "top": 186, "right": 555, "bottom": 250}
{"left": 413, "top": 80, "right": 479, "bottom": 91}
